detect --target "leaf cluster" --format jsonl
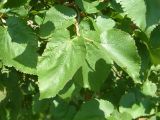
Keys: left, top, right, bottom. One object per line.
{"left": 0, "top": 0, "right": 160, "bottom": 119}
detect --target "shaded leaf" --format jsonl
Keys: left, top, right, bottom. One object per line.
{"left": 74, "top": 99, "right": 114, "bottom": 120}
{"left": 0, "top": 17, "right": 38, "bottom": 74}
{"left": 4, "top": 0, "right": 29, "bottom": 8}
{"left": 119, "top": 92, "right": 155, "bottom": 119}
{"left": 148, "top": 25, "right": 160, "bottom": 65}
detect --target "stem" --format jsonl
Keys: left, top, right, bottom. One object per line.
{"left": 74, "top": 4, "right": 81, "bottom": 36}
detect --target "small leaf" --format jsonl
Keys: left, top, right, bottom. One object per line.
{"left": 142, "top": 80, "right": 157, "bottom": 96}
{"left": 96, "top": 16, "right": 115, "bottom": 33}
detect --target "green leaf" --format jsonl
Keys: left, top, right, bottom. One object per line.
{"left": 108, "top": 111, "right": 132, "bottom": 120}
{"left": 33, "top": 99, "right": 51, "bottom": 113}
{"left": 80, "top": 19, "right": 140, "bottom": 83}
{"left": 0, "top": 71, "right": 24, "bottom": 119}
{"left": 82, "top": 59, "right": 111, "bottom": 92}
{"left": 148, "top": 25, "right": 160, "bottom": 65}
{"left": 39, "top": 21, "right": 55, "bottom": 39}
{"left": 80, "top": 29, "right": 112, "bottom": 91}
{"left": 9, "top": 6, "right": 28, "bottom": 17}
{"left": 4, "top": 0, "right": 29, "bottom": 8}
{"left": 0, "top": 61, "right": 2, "bottom": 68}
{"left": 0, "top": 17, "right": 38, "bottom": 74}
{"left": 87, "top": 17, "right": 141, "bottom": 81}
{"left": 51, "top": 29, "right": 71, "bottom": 40}
{"left": 75, "top": 0, "right": 100, "bottom": 14}
{"left": 109, "top": 0, "right": 123, "bottom": 13}
{"left": 145, "top": 0, "right": 160, "bottom": 31}
{"left": 116, "top": 0, "right": 146, "bottom": 30}
{"left": 157, "top": 112, "right": 160, "bottom": 118}
{"left": 59, "top": 80, "right": 76, "bottom": 99}
{"left": 50, "top": 98, "right": 77, "bottom": 120}
{"left": 74, "top": 99, "right": 114, "bottom": 120}
{"left": 117, "top": 0, "right": 160, "bottom": 34}
{"left": 100, "top": 29, "right": 141, "bottom": 81}
{"left": 34, "top": 15, "right": 43, "bottom": 26}
{"left": 95, "top": 16, "right": 116, "bottom": 33}
{"left": 42, "top": 5, "right": 76, "bottom": 29}
{"left": 119, "top": 92, "right": 136, "bottom": 108}
{"left": 0, "top": 0, "right": 7, "bottom": 8}
{"left": 38, "top": 36, "right": 86, "bottom": 99}
{"left": 119, "top": 92, "right": 155, "bottom": 119}
{"left": 142, "top": 80, "right": 157, "bottom": 96}
{"left": 82, "top": 30, "right": 112, "bottom": 68}
{"left": 82, "top": 32, "right": 112, "bottom": 90}
{"left": 0, "top": 86, "right": 6, "bottom": 102}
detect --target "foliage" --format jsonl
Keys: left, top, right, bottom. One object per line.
{"left": 0, "top": 0, "right": 160, "bottom": 119}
